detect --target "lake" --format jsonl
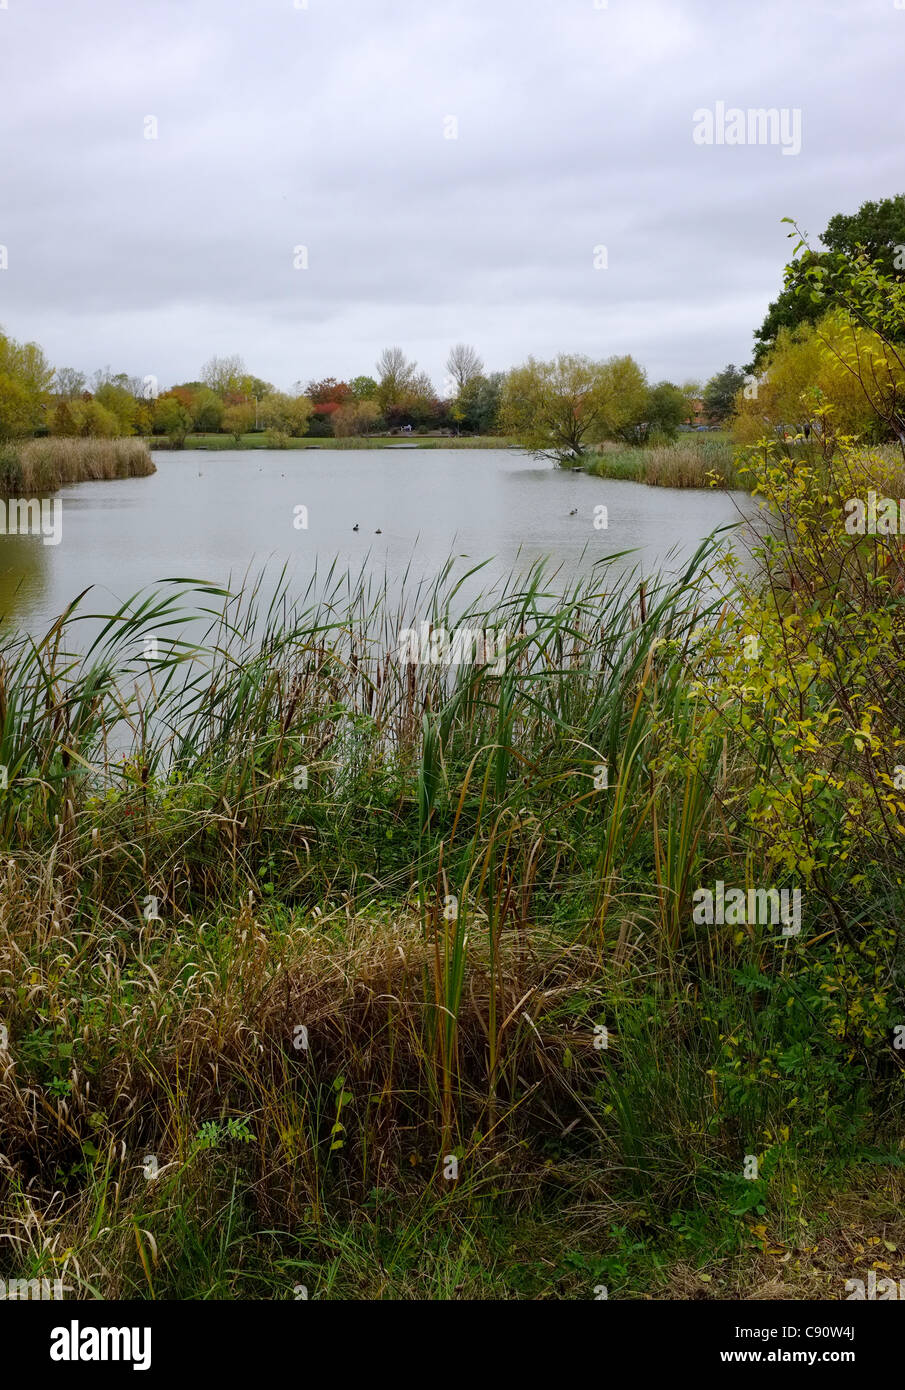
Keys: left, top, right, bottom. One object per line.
{"left": 0, "top": 448, "right": 760, "bottom": 635}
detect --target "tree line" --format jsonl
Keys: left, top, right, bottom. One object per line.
{"left": 9, "top": 195, "right": 900, "bottom": 462}
{"left": 0, "top": 333, "right": 730, "bottom": 461}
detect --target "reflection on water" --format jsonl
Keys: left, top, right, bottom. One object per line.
{"left": 0, "top": 527, "right": 52, "bottom": 629}
{"left": 0, "top": 449, "right": 760, "bottom": 636}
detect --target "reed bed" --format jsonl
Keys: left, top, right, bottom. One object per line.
{"left": 0, "top": 436, "right": 155, "bottom": 494}
{"left": 588, "top": 437, "right": 742, "bottom": 489}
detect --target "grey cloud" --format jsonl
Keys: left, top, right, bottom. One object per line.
{"left": 0, "top": 0, "right": 901, "bottom": 389}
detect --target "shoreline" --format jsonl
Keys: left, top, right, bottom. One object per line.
{"left": 146, "top": 432, "right": 517, "bottom": 452}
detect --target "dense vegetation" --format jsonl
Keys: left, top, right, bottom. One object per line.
{"left": 0, "top": 437, "right": 154, "bottom": 496}
{"left": 749, "top": 194, "right": 905, "bottom": 369}
{"left": 2, "top": 235, "right": 905, "bottom": 1300}
{"left": 0, "top": 335, "right": 705, "bottom": 458}
{"left": 586, "top": 435, "right": 741, "bottom": 489}
{"left": 1, "top": 226, "right": 905, "bottom": 1300}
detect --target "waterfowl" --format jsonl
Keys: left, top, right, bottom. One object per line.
{"left": 353, "top": 523, "right": 359, "bottom": 531}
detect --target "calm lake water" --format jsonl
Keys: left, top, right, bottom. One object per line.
{"left": 0, "top": 448, "right": 759, "bottom": 635}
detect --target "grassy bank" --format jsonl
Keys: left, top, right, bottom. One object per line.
{"left": 148, "top": 432, "right": 516, "bottom": 452}
{"left": 0, "top": 437, "right": 155, "bottom": 494}
{"left": 585, "top": 436, "right": 744, "bottom": 489}
{"left": 0, "top": 436, "right": 903, "bottom": 1298}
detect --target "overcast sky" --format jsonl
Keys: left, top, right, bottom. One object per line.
{"left": 0, "top": 0, "right": 901, "bottom": 393}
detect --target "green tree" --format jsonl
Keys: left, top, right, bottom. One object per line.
{"left": 703, "top": 364, "right": 747, "bottom": 422}
{"left": 617, "top": 380, "right": 688, "bottom": 443}
{"left": 751, "top": 248, "right": 829, "bottom": 370}
{"left": 222, "top": 402, "right": 256, "bottom": 442}
{"left": 734, "top": 306, "right": 905, "bottom": 447}
{"left": 259, "top": 392, "right": 313, "bottom": 437}
{"left": 0, "top": 375, "right": 36, "bottom": 440}
{"left": 201, "top": 354, "right": 247, "bottom": 397}
{"left": 192, "top": 388, "right": 224, "bottom": 433}
{"left": 501, "top": 354, "right": 647, "bottom": 464}
{"left": 751, "top": 194, "right": 905, "bottom": 368}
{"left": 51, "top": 399, "right": 80, "bottom": 436}
{"left": 239, "top": 374, "right": 274, "bottom": 401}
{"left": 95, "top": 381, "right": 138, "bottom": 435}
{"left": 348, "top": 375, "right": 378, "bottom": 401}
{"left": 375, "top": 346, "right": 417, "bottom": 414}
{"left": 823, "top": 194, "right": 905, "bottom": 271}
{"left": 0, "top": 329, "right": 53, "bottom": 439}
{"left": 452, "top": 372, "right": 504, "bottom": 435}
{"left": 78, "top": 400, "right": 119, "bottom": 438}
{"left": 153, "top": 395, "right": 193, "bottom": 447}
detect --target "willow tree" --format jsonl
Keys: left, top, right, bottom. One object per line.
{"left": 500, "top": 353, "right": 647, "bottom": 464}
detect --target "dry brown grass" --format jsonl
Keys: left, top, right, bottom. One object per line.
{"left": 0, "top": 854, "right": 603, "bottom": 1260}
{"left": 0, "top": 437, "right": 155, "bottom": 494}
{"left": 654, "top": 1177, "right": 905, "bottom": 1300}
